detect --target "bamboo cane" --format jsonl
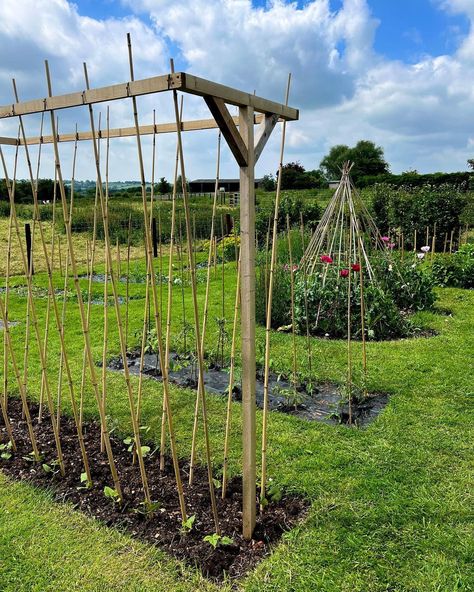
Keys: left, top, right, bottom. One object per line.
{"left": 3, "top": 132, "right": 21, "bottom": 415}
{"left": 3, "top": 195, "right": 13, "bottom": 413}
{"left": 220, "top": 214, "right": 226, "bottom": 367}
{"left": 101, "top": 109, "right": 111, "bottom": 454}
{"left": 124, "top": 44, "right": 186, "bottom": 517}
{"left": 58, "top": 235, "right": 63, "bottom": 277}
{"left": 299, "top": 212, "right": 312, "bottom": 375}
{"left": 12, "top": 79, "right": 93, "bottom": 481}
{"left": 449, "top": 229, "right": 454, "bottom": 254}
{"left": 116, "top": 238, "right": 121, "bottom": 279}
{"left": 160, "top": 97, "right": 183, "bottom": 471}
{"left": 222, "top": 256, "right": 240, "bottom": 498}
{"left": 177, "top": 212, "right": 187, "bottom": 353}
{"left": 79, "top": 178, "right": 99, "bottom": 429}
{"left": 39, "top": 168, "right": 57, "bottom": 423}
{"left": 286, "top": 215, "right": 297, "bottom": 392}
{"left": 346, "top": 191, "right": 353, "bottom": 425}
{"left": 188, "top": 131, "right": 221, "bottom": 485}
{"left": 431, "top": 223, "right": 437, "bottom": 263}
{"left": 125, "top": 213, "right": 132, "bottom": 351}
{"left": 43, "top": 62, "right": 119, "bottom": 492}
{"left": 135, "top": 109, "right": 159, "bottom": 429}
{"left": 81, "top": 62, "right": 152, "bottom": 502}
{"left": 0, "top": 293, "right": 38, "bottom": 457}
{"left": 443, "top": 232, "right": 448, "bottom": 253}
{"left": 56, "top": 130, "right": 79, "bottom": 434}
{"left": 169, "top": 56, "right": 219, "bottom": 532}
{"left": 0, "top": 150, "right": 50, "bottom": 463}
{"left": 260, "top": 74, "right": 291, "bottom": 508}
{"left": 2, "top": 115, "right": 65, "bottom": 476}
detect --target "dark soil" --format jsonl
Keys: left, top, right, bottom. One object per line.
{"left": 0, "top": 398, "right": 308, "bottom": 581}
{"left": 109, "top": 352, "right": 388, "bottom": 427}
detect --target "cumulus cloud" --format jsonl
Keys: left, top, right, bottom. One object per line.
{"left": 0, "top": 0, "right": 473, "bottom": 180}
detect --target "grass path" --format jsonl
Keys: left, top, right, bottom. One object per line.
{"left": 0, "top": 272, "right": 473, "bottom": 591}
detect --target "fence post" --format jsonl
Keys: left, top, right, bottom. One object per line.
{"left": 25, "top": 223, "right": 34, "bottom": 276}
{"left": 152, "top": 217, "right": 158, "bottom": 257}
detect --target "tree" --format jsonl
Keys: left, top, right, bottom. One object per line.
{"left": 319, "top": 145, "right": 351, "bottom": 180}
{"left": 320, "top": 141, "right": 389, "bottom": 183}
{"left": 467, "top": 159, "right": 474, "bottom": 171}
{"left": 277, "top": 162, "right": 326, "bottom": 190}
{"left": 156, "top": 176, "right": 171, "bottom": 194}
{"left": 260, "top": 174, "right": 276, "bottom": 191}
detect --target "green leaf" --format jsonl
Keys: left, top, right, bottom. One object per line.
{"left": 140, "top": 446, "right": 151, "bottom": 457}
{"left": 181, "top": 514, "right": 196, "bottom": 533}
{"left": 123, "top": 437, "right": 133, "bottom": 445}
{"left": 104, "top": 486, "right": 119, "bottom": 500}
{"left": 42, "top": 464, "right": 52, "bottom": 473}
{"left": 1, "top": 452, "right": 12, "bottom": 460}
{"left": 220, "top": 536, "right": 234, "bottom": 546}
{"left": 203, "top": 533, "right": 220, "bottom": 549}
{"left": 212, "top": 478, "right": 221, "bottom": 489}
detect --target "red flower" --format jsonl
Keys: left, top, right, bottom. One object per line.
{"left": 340, "top": 269, "right": 349, "bottom": 278}
{"left": 351, "top": 263, "right": 361, "bottom": 272}
{"left": 321, "top": 255, "right": 333, "bottom": 264}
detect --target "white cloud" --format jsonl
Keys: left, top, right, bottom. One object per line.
{"left": 0, "top": 0, "right": 473, "bottom": 181}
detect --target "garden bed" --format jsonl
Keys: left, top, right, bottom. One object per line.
{"left": 108, "top": 353, "right": 388, "bottom": 426}
{"left": 0, "top": 398, "right": 308, "bottom": 581}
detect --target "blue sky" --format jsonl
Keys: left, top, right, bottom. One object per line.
{"left": 76, "top": 0, "right": 470, "bottom": 67}
{"left": 1, "top": 0, "right": 473, "bottom": 180}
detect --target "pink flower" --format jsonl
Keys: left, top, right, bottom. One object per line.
{"left": 340, "top": 269, "right": 349, "bottom": 278}
{"left": 421, "top": 245, "right": 430, "bottom": 253}
{"left": 388, "top": 243, "right": 396, "bottom": 249}
{"left": 320, "top": 255, "right": 333, "bottom": 264}
{"left": 351, "top": 263, "right": 361, "bottom": 272}
{"left": 381, "top": 236, "right": 390, "bottom": 242}
{"left": 417, "top": 253, "right": 425, "bottom": 259}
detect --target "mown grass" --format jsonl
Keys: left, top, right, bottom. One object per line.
{"left": 0, "top": 251, "right": 473, "bottom": 590}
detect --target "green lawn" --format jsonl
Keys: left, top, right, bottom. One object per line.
{"left": 0, "top": 257, "right": 473, "bottom": 591}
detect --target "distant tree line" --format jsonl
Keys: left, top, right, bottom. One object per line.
{"left": 258, "top": 141, "right": 474, "bottom": 191}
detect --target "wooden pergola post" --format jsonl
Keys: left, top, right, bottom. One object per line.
{"left": 239, "top": 105, "right": 256, "bottom": 538}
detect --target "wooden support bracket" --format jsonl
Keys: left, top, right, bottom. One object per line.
{"left": 204, "top": 96, "right": 248, "bottom": 167}
{"left": 254, "top": 113, "right": 279, "bottom": 163}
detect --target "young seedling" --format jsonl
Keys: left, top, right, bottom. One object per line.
{"left": 0, "top": 441, "right": 13, "bottom": 460}
{"left": 180, "top": 514, "right": 196, "bottom": 535}
{"left": 77, "top": 472, "right": 92, "bottom": 490}
{"left": 133, "top": 499, "right": 162, "bottom": 516}
{"left": 123, "top": 436, "right": 151, "bottom": 458}
{"left": 104, "top": 486, "right": 120, "bottom": 503}
{"left": 203, "top": 533, "right": 234, "bottom": 549}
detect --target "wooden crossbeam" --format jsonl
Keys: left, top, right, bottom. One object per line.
{"left": 0, "top": 73, "right": 183, "bottom": 119}
{"left": 0, "top": 114, "right": 266, "bottom": 146}
{"left": 0, "top": 71, "right": 298, "bottom": 122}
{"left": 254, "top": 113, "right": 279, "bottom": 163}
{"left": 204, "top": 96, "right": 248, "bottom": 167}
{"left": 182, "top": 73, "right": 298, "bottom": 121}
{"left": 0, "top": 136, "right": 18, "bottom": 146}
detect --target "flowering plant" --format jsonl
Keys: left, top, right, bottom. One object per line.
{"left": 320, "top": 255, "right": 333, "bottom": 264}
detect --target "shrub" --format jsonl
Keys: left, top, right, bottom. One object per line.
{"left": 377, "top": 257, "right": 436, "bottom": 311}
{"left": 431, "top": 244, "right": 474, "bottom": 288}
{"left": 255, "top": 256, "right": 291, "bottom": 329}
{"left": 370, "top": 184, "right": 468, "bottom": 250}
{"left": 255, "top": 193, "right": 321, "bottom": 243}
{"left": 294, "top": 270, "right": 411, "bottom": 340}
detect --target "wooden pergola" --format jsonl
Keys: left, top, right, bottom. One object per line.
{"left": 0, "top": 69, "right": 299, "bottom": 539}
